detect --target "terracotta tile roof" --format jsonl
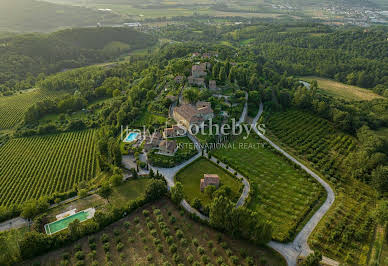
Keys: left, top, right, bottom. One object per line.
{"left": 196, "top": 102, "right": 213, "bottom": 115}
{"left": 204, "top": 174, "right": 220, "bottom": 184}
{"left": 174, "top": 104, "right": 199, "bottom": 122}
{"left": 159, "top": 140, "right": 177, "bottom": 153}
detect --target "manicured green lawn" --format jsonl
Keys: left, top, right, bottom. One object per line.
{"left": 210, "top": 135, "right": 325, "bottom": 242}
{"left": 175, "top": 157, "right": 242, "bottom": 207}
{"left": 109, "top": 178, "right": 153, "bottom": 207}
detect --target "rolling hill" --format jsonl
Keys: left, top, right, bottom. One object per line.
{"left": 0, "top": 0, "right": 123, "bottom": 32}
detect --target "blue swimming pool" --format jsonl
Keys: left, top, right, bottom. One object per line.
{"left": 124, "top": 132, "right": 139, "bottom": 143}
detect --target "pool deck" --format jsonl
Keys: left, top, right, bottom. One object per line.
{"left": 123, "top": 132, "right": 140, "bottom": 143}
{"left": 44, "top": 207, "right": 95, "bottom": 235}
{"left": 56, "top": 208, "right": 76, "bottom": 220}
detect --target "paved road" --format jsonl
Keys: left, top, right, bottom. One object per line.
{"left": 237, "top": 91, "right": 248, "bottom": 126}
{"left": 252, "top": 103, "right": 338, "bottom": 266}
{"left": 0, "top": 217, "right": 28, "bottom": 232}
{"left": 207, "top": 154, "right": 250, "bottom": 207}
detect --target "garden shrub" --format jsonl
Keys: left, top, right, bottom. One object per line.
{"left": 180, "top": 238, "right": 188, "bottom": 246}
{"left": 124, "top": 221, "right": 131, "bottom": 228}
{"left": 192, "top": 238, "right": 199, "bottom": 247}
{"left": 197, "top": 246, "right": 205, "bottom": 255}
{"left": 173, "top": 254, "right": 180, "bottom": 263}
{"left": 211, "top": 247, "right": 217, "bottom": 256}
{"left": 103, "top": 242, "right": 110, "bottom": 252}
{"left": 166, "top": 236, "right": 173, "bottom": 245}
{"left": 176, "top": 229, "right": 184, "bottom": 239}
{"left": 201, "top": 255, "right": 209, "bottom": 264}
{"left": 169, "top": 244, "right": 177, "bottom": 253}
{"left": 116, "top": 242, "right": 124, "bottom": 251}
{"left": 75, "top": 251, "right": 84, "bottom": 260}
{"left": 187, "top": 254, "right": 194, "bottom": 263}
{"left": 246, "top": 256, "right": 254, "bottom": 266}
{"left": 101, "top": 233, "right": 109, "bottom": 243}
{"left": 169, "top": 216, "right": 176, "bottom": 224}
{"left": 230, "top": 255, "right": 239, "bottom": 265}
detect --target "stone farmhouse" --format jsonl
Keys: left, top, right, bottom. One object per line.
{"left": 188, "top": 76, "right": 205, "bottom": 87}
{"left": 158, "top": 140, "right": 178, "bottom": 156}
{"left": 188, "top": 62, "right": 211, "bottom": 87}
{"left": 200, "top": 174, "right": 220, "bottom": 192}
{"left": 144, "top": 131, "right": 178, "bottom": 156}
{"left": 163, "top": 125, "right": 186, "bottom": 138}
{"left": 173, "top": 101, "right": 214, "bottom": 129}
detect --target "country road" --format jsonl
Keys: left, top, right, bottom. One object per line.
{"left": 252, "top": 103, "right": 338, "bottom": 266}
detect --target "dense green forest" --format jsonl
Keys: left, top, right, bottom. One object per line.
{"left": 0, "top": 0, "right": 122, "bottom": 32}
{"left": 0, "top": 27, "right": 156, "bottom": 94}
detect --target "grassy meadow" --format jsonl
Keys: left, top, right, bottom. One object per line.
{"left": 109, "top": 178, "right": 154, "bottom": 207}
{"left": 175, "top": 158, "right": 242, "bottom": 206}
{"left": 302, "top": 76, "right": 384, "bottom": 101}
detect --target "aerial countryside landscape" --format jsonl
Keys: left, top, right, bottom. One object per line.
{"left": 0, "top": 0, "right": 388, "bottom": 265}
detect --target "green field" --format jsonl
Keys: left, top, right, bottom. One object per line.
{"left": 31, "top": 198, "right": 285, "bottom": 266}
{"left": 109, "top": 178, "right": 153, "bottom": 207}
{"left": 0, "top": 130, "right": 97, "bottom": 206}
{"left": 264, "top": 109, "right": 377, "bottom": 264}
{"left": 211, "top": 135, "right": 325, "bottom": 242}
{"left": 0, "top": 89, "right": 64, "bottom": 129}
{"left": 302, "top": 77, "right": 384, "bottom": 101}
{"left": 175, "top": 158, "right": 242, "bottom": 206}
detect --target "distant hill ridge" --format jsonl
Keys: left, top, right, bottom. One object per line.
{"left": 0, "top": 0, "right": 122, "bottom": 32}
{"left": 0, "top": 27, "right": 157, "bottom": 85}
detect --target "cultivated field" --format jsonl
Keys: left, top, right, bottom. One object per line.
{"left": 302, "top": 76, "right": 384, "bottom": 101}
{"left": 210, "top": 135, "right": 325, "bottom": 242}
{"left": 0, "top": 130, "right": 97, "bottom": 206}
{"left": 28, "top": 198, "right": 285, "bottom": 266}
{"left": 264, "top": 109, "right": 377, "bottom": 264}
{"left": 175, "top": 158, "right": 242, "bottom": 206}
{"left": 0, "top": 89, "right": 64, "bottom": 129}
{"left": 265, "top": 109, "right": 357, "bottom": 184}
{"left": 309, "top": 178, "right": 376, "bottom": 264}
